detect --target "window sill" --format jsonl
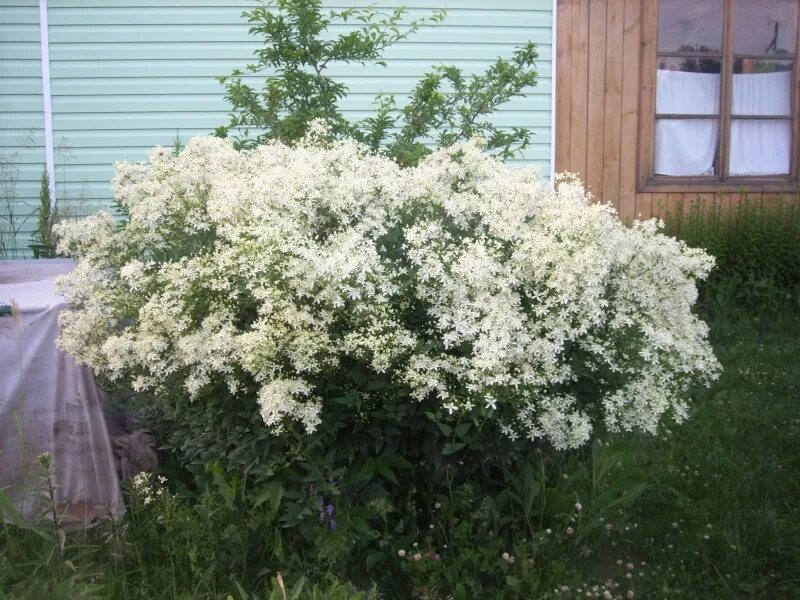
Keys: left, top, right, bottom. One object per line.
{"left": 640, "top": 177, "right": 800, "bottom": 194}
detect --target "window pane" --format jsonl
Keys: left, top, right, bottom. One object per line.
{"left": 659, "top": 0, "right": 724, "bottom": 53}
{"left": 658, "top": 55, "right": 722, "bottom": 73}
{"left": 732, "top": 63, "right": 793, "bottom": 115}
{"left": 735, "top": 0, "right": 798, "bottom": 55}
{"left": 656, "top": 67, "right": 721, "bottom": 115}
{"left": 730, "top": 119, "right": 792, "bottom": 175}
{"left": 655, "top": 118, "right": 719, "bottom": 176}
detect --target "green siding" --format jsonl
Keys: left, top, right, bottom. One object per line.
{"left": 4, "top": 0, "right": 554, "bottom": 249}
{"left": 0, "top": 3, "right": 45, "bottom": 258}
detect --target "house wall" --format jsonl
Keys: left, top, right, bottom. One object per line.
{"left": 0, "top": 0, "right": 554, "bottom": 256}
{"left": 554, "top": 0, "right": 798, "bottom": 223}
{"left": 0, "top": 3, "right": 45, "bottom": 258}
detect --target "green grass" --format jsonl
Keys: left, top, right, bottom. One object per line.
{"left": 2, "top": 305, "right": 799, "bottom": 599}
{"left": 588, "top": 309, "right": 800, "bottom": 599}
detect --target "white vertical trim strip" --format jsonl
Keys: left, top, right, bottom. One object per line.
{"left": 39, "top": 0, "right": 56, "bottom": 209}
{"left": 549, "top": 0, "right": 557, "bottom": 182}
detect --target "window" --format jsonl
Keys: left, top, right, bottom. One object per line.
{"left": 639, "top": 0, "right": 800, "bottom": 190}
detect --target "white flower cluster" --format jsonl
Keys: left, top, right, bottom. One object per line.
{"left": 130, "top": 472, "right": 168, "bottom": 506}
{"left": 55, "top": 130, "right": 720, "bottom": 449}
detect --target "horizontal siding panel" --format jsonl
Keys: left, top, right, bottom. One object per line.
{"left": 50, "top": 94, "right": 550, "bottom": 113}
{"left": 0, "top": 24, "right": 40, "bottom": 42}
{"left": 48, "top": 51, "right": 551, "bottom": 78}
{"left": 48, "top": 41, "right": 552, "bottom": 62}
{"left": 3, "top": 78, "right": 44, "bottom": 96}
{"left": 50, "top": 74, "right": 552, "bottom": 96}
{"left": 0, "top": 94, "right": 45, "bottom": 112}
{"left": 0, "top": 115, "right": 46, "bottom": 131}
{"left": 46, "top": 110, "right": 547, "bottom": 131}
{"left": 0, "top": 42, "right": 43, "bottom": 60}
{"left": 2, "top": 162, "right": 50, "bottom": 184}
{"left": 0, "top": 7, "right": 40, "bottom": 25}
{"left": 50, "top": 18, "right": 551, "bottom": 40}
{"left": 0, "top": 59, "right": 42, "bottom": 78}
{"left": 18, "top": 182, "right": 114, "bottom": 200}
{"left": 49, "top": 0, "right": 544, "bottom": 9}
{"left": 0, "top": 130, "right": 46, "bottom": 149}
{"left": 0, "top": 113, "right": 44, "bottom": 131}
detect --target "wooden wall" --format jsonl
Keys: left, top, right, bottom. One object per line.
{"left": 554, "top": 0, "right": 797, "bottom": 222}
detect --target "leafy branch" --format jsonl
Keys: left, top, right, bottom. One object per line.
{"left": 215, "top": 0, "right": 538, "bottom": 166}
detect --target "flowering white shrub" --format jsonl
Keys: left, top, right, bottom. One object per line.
{"left": 55, "top": 129, "right": 720, "bottom": 450}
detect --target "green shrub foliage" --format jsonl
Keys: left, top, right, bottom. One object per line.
{"left": 214, "top": 0, "right": 538, "bottom": 166}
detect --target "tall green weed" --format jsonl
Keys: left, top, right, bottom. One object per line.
{"left": 662, "top": 193, "right": 800, "bottom": 315}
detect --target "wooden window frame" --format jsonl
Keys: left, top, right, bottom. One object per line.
{"left": 638, "top": 0, "right": 800, "bottom": 193}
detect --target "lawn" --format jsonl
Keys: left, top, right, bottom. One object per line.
{"left": 580, "top": 308, "right": 800, "bottom": 599}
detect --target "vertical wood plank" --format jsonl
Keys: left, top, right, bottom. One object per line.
{"left": 651, "top": 194, "right": 666, "bottom": 218}
{"left": 602, "top": 0, "right": 624, "bottom": 210}
{"left": 760, "top": 192, "right": 781, "bottom": 209}
{"left": 692, "top": 192, "right": 711, "bottom": 215}
{"left": 585, "top": 0, "right": 608, "bottom": 199}
{"left": 555, "top": 0, "right": 573, "bottom": 173}
{"left": 618, "top": 0, "right": 641, "bottom": 223}
{"left": 637, "top": 0, "right": 658, "bottom": 190}
{"left": 666, "top": 192, "right": 683, "bottom": 220}
{"left": 729, "top": 190, "right": 748, "bottom": 212}
{"left": 714, "top": 192, "right": 739, "bottom": 212}
{"left": 569, "top": 0, "right": 590, "bottom": 180}
{"left": 636, "top": 192, "right": 653, "bottom": 220}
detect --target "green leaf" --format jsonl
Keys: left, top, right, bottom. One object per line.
{"left": 442, "top": 442, "right": 466, "bottom": 455}
{"left": 436, "top": 422, "right": 453, "bottom": 436}
{"left": 455, "top": 422, "right": 471, "bottom": 437}
{"left": 289, "top": 576, "right": 306, "bottom": 600}
{"left": 351, "top": 516, "right": 371, "bottom": 533}
{"left": 366, "top": 551, "right": 385, "bottom": 569}
{"left": 233, "top": 579, "right": 249, "bottom": 600}
{"left": 253, "top": 480, "right": 284, "bottom": 514}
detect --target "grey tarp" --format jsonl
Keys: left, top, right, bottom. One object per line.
{"left": 0, "top": 260, "right": 124, "bottom": 523}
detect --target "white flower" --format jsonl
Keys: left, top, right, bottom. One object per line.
{"left": 55, "top": 134, "right": 719, "bottom": 443}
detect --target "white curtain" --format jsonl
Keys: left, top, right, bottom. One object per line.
{"left": 655, "top": 69, "right": 793, "bottom": 177}
{"left": 655, "top": 70, "right": 720, "bottom": 176}
{"left": 730, "top": 70, "right": 792, "bottom": 175}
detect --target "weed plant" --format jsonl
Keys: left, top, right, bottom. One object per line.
{"left": 29, "top": 170, "right": 58, "bottom": 258}
{"left": 661, "top": 194, "right": 800, "bottom": 316}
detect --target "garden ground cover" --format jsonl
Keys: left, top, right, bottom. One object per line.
{"left": 1, "top": 299, "right": 798, "bottom": 599}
